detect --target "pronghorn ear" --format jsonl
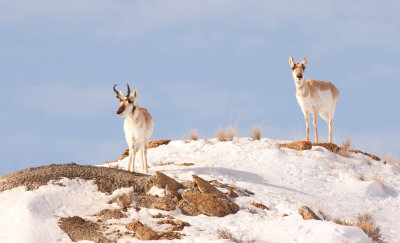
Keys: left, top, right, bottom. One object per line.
{"left": 302, "top": 56, "right": 308, "bottom": 65}
{"left": 129, "top": 89, "right": 137, "bottom": 101}
{"left": 289, "top": 56, "right": 295, "bottom": 68}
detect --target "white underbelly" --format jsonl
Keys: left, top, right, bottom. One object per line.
{"left": 124, "top": 120, "right": 154, "bottom": 145}
{"left": 297, "top": 89, "right": 335, "bottom": 113}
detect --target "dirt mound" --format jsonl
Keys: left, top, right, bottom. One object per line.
{"left": 0, "top": 162, "right": 156, "bottom": 194}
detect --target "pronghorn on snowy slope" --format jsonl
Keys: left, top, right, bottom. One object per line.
{"left": 113, "top": 84, "right": 154, "bottom": 173}
{"left": 289, "top": 56, "right": 339, "bottom": 143}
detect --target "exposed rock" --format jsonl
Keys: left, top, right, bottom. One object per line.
{"left": 177, "top": 163, "right": 195, "bottom": 166}
{"left": 298, "top": 206, "right": 320, "bottom": 220}
{"left": 278, "top": 141, "right": 312, "bottom": 151}
{"left": 151, "top": 201, "right": 176, "bottom": 211}
{"left": 59, "top": 216, "right": 110, "bottom": 243}
{"left": 192, "top": 175, "right": 226, "bottom": 198}
{"left": 157, "top": 219, "right": 190, "bottom": 231}
{"left": 156, "top": 171, "right": 183, "bottom": 192}
{"left": 165, "top": 184, "right": 182, "bottom": 200}
{"left": 350, "top": 149, "right": 381, "bottom": 161}
{"left": 126, "top": 220, "right": 160, "bottom": 240}
{"left": 131, "top": 195, "right": 177, "bottom": 211}
{"left": 148, "top": 140, "right": 171, "bottom": 149}
{"left": 251, "top": 202, "right": 269, "bottom": 210}
{"left": 159, "top": 231, "right": 185, "bottom": 240}
{"left": 227, "top": 188, "right": 239, "bottom": 198}
{"left": 96, "top": 209, "right": 126, "bottom": 220}
{"left": 152, "top": 213, "right": 164, "bottom": 218}
{"left": 312, "top": 143, "right": 340, "bottom": 154}
{"left": 177, "top": 199, "right": 202, "bottom": 216}
{"left": 210, "top": 180, "right": 226, "bottom": 188}
{"left": 113, "top": 194, "right": 132, "bottom": 208}
{"left": 0, "top": 163, "right": 156, "bottom": 194}
{"left": 182, "top": 192, "right": 239, "bottom": 217}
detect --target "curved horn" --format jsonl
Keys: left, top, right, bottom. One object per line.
{"left": 126, "top": 83, "right": 131, "bottom": 97}
{"left": 113, "top": 84, "right": 120, "bottom": 98}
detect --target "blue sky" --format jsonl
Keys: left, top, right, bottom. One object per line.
{"left": 1, "top": 0, "right": 399, "bottom": 175}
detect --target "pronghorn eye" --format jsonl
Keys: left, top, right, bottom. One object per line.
{"left": 128, "top": 100, "right": 132, "bottom": 104}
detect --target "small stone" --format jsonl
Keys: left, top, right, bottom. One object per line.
{"left": 298, "top": 206, "right": 320, "bottom": 220}
{"left": 126, "top": 220, "right": 160, "bottom": 240}
{"left": 96, "top": 209, "right": 126, "bottom": 220}
{"left": 151, "top": 201, "right": 176, "bottom": 211}
{"left": 227, "top": 188, "right": 239, "bottom": 198}
{"left": 282, "top": 214, "right": 289, "bottom": 217}
{"left": 152, "top": 213, "right": 163, "bottom": 218}
{"left": 114, "top": 194, "right": 132, "bottom": 208}
{"left": 251, "top": 202, "right": 269, "bottom": 210}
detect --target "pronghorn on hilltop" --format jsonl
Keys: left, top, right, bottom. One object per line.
{"left": 289, "top": 56, "right": 339, "bottom": 143}
{"left": 113, "top": 84, "right": 154, "bottom": 173}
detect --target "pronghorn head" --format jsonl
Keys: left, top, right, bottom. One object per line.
{"left": 289, "top": 56, "right": 307, "bottom": 87}
{"left": 113, "top": 84, "right": 138, "bottom": 117}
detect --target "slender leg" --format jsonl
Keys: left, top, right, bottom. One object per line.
{"left": 313, "top": 112, "right": 318, "bottom": 143}
{"left": 144, "top": 143, "right": 149, "bottom": 173}
{"left": 128, "top": 140, "right": 136, "bottom": 172}
{"left": 329, "top": 119, "right": 333, "bottom": 143}
{"left": 304, "top": 112, "right": 310, "bottom": 141}
{"left": 138, "top": 143, "right": 145, "bottom": 173}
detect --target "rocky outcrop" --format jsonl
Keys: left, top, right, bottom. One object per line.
{"left": 298, "top": 206, "right": 320, "bottom": 220}
{"left": 0, "top": 163, "right": 156, "bottom": 194}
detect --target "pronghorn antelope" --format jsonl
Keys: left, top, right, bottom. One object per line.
{"left": 289, "top": 56, "right": 339, "bottom": 143}
{"left": 113, "top": 84, "right": 154, "bottom": 173}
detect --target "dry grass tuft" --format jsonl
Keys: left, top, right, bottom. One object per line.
{"left": 216, "top": 229, "right": 256, "bottom": 243}
{"left": 216, "top": 126, "right": 239, "bottom": 142}
{"left": 372, "top": 172, "right": 387, "bottom": 190}
{"left": 339, "top": 138, "right": 351, "bottom": 158}
{"left": 334, "top": 213, "right": 383, "bottom": 243}
{"left": 385, "top": 152, "right": 399, "bottom": 167}
{"left": 188, "top": 129, "right": 199, "bottom": 141}
{"left": 251, "top": 125, "right": 262, "bottom": 141}
{"left": 359, "top": 172, "right": 366, "bottom": 181}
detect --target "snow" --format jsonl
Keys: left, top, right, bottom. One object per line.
{"left": 1, "top": 138, "right": 399, "bottom": 242}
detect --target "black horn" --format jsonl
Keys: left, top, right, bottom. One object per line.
{"left": 113, "top": 84, "right": 120, "bottom": 98}
{"left": 126, "top": 83, "right": 131, "bottom": 97}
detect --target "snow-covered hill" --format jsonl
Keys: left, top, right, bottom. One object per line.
{"left": 0, "top": 138, "right": 398, "bottom": 242}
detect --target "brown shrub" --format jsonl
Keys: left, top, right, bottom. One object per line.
{"left": 251, "top": 125, "right": 262, "bottom": 140}
{"left": 189, "top": 129, "right": 199, "bottom": 141}
{"left": 385, "top": 152, "right": 399, "bottom": 167}
{"left": 339, "top": 138, "right": 351, "bottom": 158}
{"left": 334, "top": 213, "right": 383, "bottom": 243}
{"left": 216, "top": 126, "right": 239, "bottom": 142}
{"left": 372, "top": 172, "right": 387, "bottom": 190}
{"left": 216, "top": 228, "right": 256, "bottom": 243}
